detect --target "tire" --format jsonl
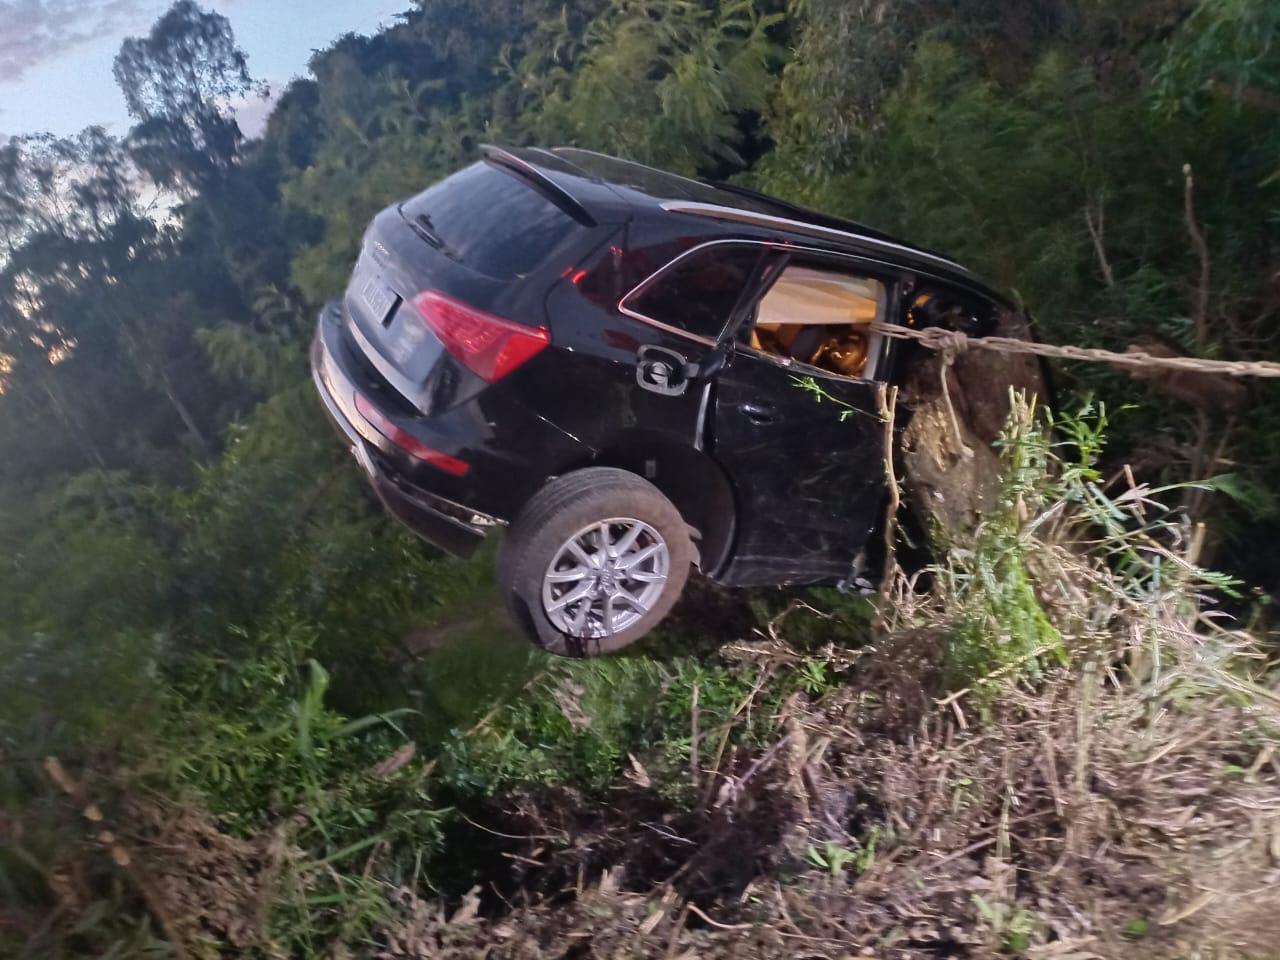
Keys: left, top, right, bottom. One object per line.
{"left": 497, "top": 467, "right": 693, "bottom": 657}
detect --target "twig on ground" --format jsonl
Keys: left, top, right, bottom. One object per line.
{"left": 684, "top": 901, "right": 752, "bottom": 930}
{"left": 713, "top": 733, "right": 794, "bottom": 809}
{"left": 662, "top": 902, "right": 690, "bottom": 960}
{"left": 43, "top": 758, "right": 192, "bottom": 960}
{"left": 700, "top": 666, "right": 773, "bottom": 809}
{"left": 456, "top": 812, "right": 567, "bottom": 843}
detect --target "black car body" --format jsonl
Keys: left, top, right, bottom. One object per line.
{"left": 312, "top": 146, "right": 1008, "bottom": 653}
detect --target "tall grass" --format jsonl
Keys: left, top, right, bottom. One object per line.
{"left": 8, "top": 396, "right": 1276, "bottom": 959}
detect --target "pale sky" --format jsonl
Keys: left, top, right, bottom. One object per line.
{"left": 0, "top": 0, "right": 409, "bottom": 141}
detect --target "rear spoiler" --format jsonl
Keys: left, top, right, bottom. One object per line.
{"left": 480, "top": 144, "right": 597, "bottom": 227}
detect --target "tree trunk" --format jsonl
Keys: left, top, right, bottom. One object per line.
{"left": 114, "top": 314, "right": 211, "bottom": 456}
{"left": 156, "top": 363, "right": 211, "bottom": 455}
{"left": 38, "top": 373, "right": 109, "bottom": 471}
{"left": 897, "top": 310, "right": 1049, "bottom": 547}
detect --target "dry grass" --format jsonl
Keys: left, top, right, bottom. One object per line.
{"left": 44, "top": 400, "right": 1274, "bottom": 958}
{"left": 122, "top": 798, "right": 301, "bottom": 953}
{"left": 371, "top": 398, "right": 1280, "bottom": 959}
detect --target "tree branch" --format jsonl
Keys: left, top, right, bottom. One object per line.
{"left": 1084, "top": 198, "right": 1115, "bottom": 288}
{"left": 1208, "top": 79, "right": 1280, "bottom": 113}
{"left": 1182, "top": 164, "right": 1212, "bottom": 352}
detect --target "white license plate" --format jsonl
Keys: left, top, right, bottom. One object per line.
{"left": 361, "top": 278, "right": 398, "bottom": 324}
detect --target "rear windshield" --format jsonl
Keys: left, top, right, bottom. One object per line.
{"left": 400, "top": 162, "right": 579, "bottom": 280}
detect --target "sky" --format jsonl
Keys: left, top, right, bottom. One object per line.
{"left": 0, "top": 0, "right": 408, "bottom": 141}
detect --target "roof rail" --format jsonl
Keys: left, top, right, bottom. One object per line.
{"left": 702, "top": 179, "right": 901, "bottom": 243}
{"left": 552, "top": 145, "right": 712, "bottom": 192}
{"left": 659, "top": 200, "right": 966, "bottom": 272}
{"left": 480, "top": 144, "right": 597, "bottom": 227}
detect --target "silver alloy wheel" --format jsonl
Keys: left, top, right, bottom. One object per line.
{"left": 541, "top": 517, "right": 671, "bottom": 639}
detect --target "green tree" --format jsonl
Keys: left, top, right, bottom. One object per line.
{"left": 114, "top": 0, "right": 265, "bottom": 194}
{"left": 533, "top": 0, "right": 783, "bottom": 174}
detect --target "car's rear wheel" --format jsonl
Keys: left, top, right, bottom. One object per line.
{"left": 497, "top": 468, "right": 692, "bottom": 657}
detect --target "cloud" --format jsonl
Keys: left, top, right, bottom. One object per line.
{"left": 228, "top": 81, "right": 277, "bottom": 140}
{"left": 0, "top": 0, "right": 157, "bottom": 83}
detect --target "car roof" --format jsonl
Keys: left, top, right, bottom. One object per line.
{"left": 483, "top": 145, "right": 1006, "bottom": 305}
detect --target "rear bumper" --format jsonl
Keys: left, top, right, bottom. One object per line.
{"left": 311, "top": 304, "right": 496, "bottom": 558}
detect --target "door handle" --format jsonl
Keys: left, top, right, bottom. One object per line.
{"left": 740, "top": 401, "right": 777, "bottom": 425}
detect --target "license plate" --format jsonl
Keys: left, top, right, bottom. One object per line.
{"left": 361, "top": 278, "right": 398, "bottom": 325}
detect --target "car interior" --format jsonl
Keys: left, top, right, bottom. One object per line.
{"left": 906, "top": 288, "right": 993, "bottom": 336}
{"left": 742, "top": 264, "right": 887, "bottom": 380}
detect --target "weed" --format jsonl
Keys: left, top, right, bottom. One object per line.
{"left": 806, "top": 829, "right": 879, "bottom": 876}
{"left": 1124, "top": 917, "right": 1151, "bottom": 939}
{"left": 794, "top": 375, "right": 883, "bottom": 422}
{"left": 974, "top": 895, "right": 1039, "bottom": 955}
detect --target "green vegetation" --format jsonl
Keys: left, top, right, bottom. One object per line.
{"left": 2, "top": 0, "right": 1278, "bottom": 956}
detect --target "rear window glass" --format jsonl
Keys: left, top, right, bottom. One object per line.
{"left": 400, "top": 162, "right": 578, "bottom": 280}
{"left": 624, "top": 245, "right": 762, "bottom": 339}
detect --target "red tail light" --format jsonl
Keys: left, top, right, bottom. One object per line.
{"left": 354, "top": 393, "right": 470, "bottom": 476}
{"left": 412, "top": 290, "right": 549, "bottom": 382}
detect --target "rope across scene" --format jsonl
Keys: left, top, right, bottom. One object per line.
{"left": 868, "top": 322, "right": 1280, "bottom": 379}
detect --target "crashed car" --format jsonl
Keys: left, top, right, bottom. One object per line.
{"left": 311, "top": 145, "right": 1006, "bottom": 656}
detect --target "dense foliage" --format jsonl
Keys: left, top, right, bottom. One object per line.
{"left": 1, "top": 0, "right": 1278, "bottom": 955}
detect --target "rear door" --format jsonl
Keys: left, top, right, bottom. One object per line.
{"left": 711, "top": 256, "right": 899, "bottom": 587}
{"left": 534, "top": 240, "right": 768, "bottom": 454}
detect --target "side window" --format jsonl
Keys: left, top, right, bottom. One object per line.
{"left": 745, "top": 262, "right": 887, "bottom": 381}
{"left": 623, "top": 245, "right": 762, "bottom": 340}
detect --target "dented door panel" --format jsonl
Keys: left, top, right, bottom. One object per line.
{"left": 710, "top": 352, "right": 887, "bottom": 587}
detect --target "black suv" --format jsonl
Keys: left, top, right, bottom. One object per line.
{"left": 312, "top": 146, "right": 1006, "bottom": 656}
